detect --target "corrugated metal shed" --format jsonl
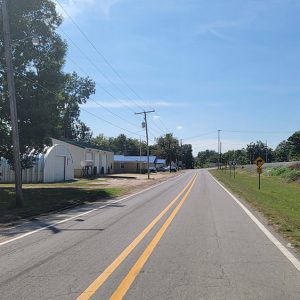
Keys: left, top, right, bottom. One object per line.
{"left": 0, "top": 144, "right": 74, "bottom": 183}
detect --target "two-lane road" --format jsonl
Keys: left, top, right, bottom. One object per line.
{"left": 0, "top": 170, "right": 299, "bottom": 299}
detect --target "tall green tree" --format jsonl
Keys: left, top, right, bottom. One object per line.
{"left": 92, "top": 134, "right": 147, "bottom": 155}
{"left": 181, "top": 144, "right": 194, "bottom": 169}
{"left": 246, "top": 141, "right": 273, "bottom": 164}
{"left": 274, "top": 140, "right": 292, "bottom": 162}
{"left": 0, "top": 0, "right": 95, "bottom": 168}
{"left": 154, "top": 133, "right": 180, "bottom": 165}
{"left": 58, "top": 72, "right": 95, "bottom": 140}
{"left": 287, "top": 131, "right": 300, "bottom": 160}
{"left": 195, "top": 150, "right": 218, "bottom": 168}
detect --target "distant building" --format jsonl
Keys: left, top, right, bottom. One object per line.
{"left": 114, "top": 155, "right": 156, "bottom": 173}
{"left": 114, "top": 155, "right": 167, "bottom": 173}
{"left": 52, "top": 138, "right": 114, "bottom": 177}
{"left": 0, "top": 143, "right": 74, "bottom": 183}
{"left": 155, "top": 158, "right": 167, "bottom": 168}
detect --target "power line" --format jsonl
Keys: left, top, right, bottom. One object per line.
{"left": 58, "top": 27, "right": 141, "bottom": 108}
{"left": 57, "top": 27, "right": 168, "bottom": 136}
{"left": 55, "top": 0, "right": 154, "bottom": 112}
{"left": 157, "top": 117, "right": 170, "bottom": 132}
{"left": 222, "top": 129, "right": 294, "bottom": 134}
{"left": 54, "top": 0, "right": 170, "bottom": 136}
{"left": 65, "top": 54, "right": 137, "bottom": 115}
{"left": 14, "top": 70, "right": 143, "bottom": 137}
{"left": 148, "top": 118, "right": 166, "bottom": 135}
{"left": 182, "top": 131, "right": 217, "bottom": 141}
{"left": 64, "top": 50, "right": 163, "bottom": 139}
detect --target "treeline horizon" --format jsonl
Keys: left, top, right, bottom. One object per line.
{"left": 195, "top": 131, "right": 300, "bottom": 168}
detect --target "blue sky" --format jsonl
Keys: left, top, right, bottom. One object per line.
{"left": 56, "top": 0, "right": 300, "bottom": 154}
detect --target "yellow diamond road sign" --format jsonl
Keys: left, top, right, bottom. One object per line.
{"left": 255, "top": 156, "right": 265, "bottom": 167}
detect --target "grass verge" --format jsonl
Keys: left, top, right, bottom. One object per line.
{"left": 0, "top": 185, "right": 123, "bottom": 224}
{"left": 210, "top": 169, "right": 300, "bottom": 247}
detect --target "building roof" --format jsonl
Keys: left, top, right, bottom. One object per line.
{"left": 53, "top": 138, "right": 106, "bottom": 151}
{"left": 156, "top": 159, "right": 166, "bottom": 164}
{"left": 114, "top": 155, "right": 157, "bottom": 164}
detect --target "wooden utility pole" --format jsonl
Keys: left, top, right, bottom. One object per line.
{"left": 2, "top": 0, "right": 23, "bottom": 206}
{"left": 135, "top": 110, "right": 155, "bottom": 179}
{"left": 218, "top": 130, "right": 221, "bottom": 169}
{"left": 139, "top": 136, "right": 142, "bottom": 174}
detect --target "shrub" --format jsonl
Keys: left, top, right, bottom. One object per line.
{"left": 265, "top": 166, "right": 300, "bottom": 182}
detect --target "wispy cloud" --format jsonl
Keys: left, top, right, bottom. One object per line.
{"left": 56, "top": 0, "right": 123, "bottom": 18}
{"left": 153, "top": 115, "right": 161, "bottom": 120}
{"left": 81, "top": 100, "right": 190, "bottom": 109}
{"left": 176, "top": 125, "right": 183, "bottom": 131}
{"left": 197, "top": 19, "right": 243, "bottom": 34}
{"left": 195, "top": 19, "right": 245, "bottom": 41}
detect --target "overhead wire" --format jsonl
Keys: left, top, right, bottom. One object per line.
{"left": 56, "top": 27, "right": 164, "bottom": 139}
{"left": 13, "top": 70, "right": 144, "bottom": 137}
{"left": 181, "top": 131, "right": 217, "bottom": 141}
{"left": 221, "top": 129, "right": 294, "bottom": 134}
{"left": 55, "top": 0, "right": 155, "bottom": 113}
{"left": 65, "top": 54, "right": 137, "bottom": 116}
{"left": 62, "top": 55, "right": 145, "bottom": 130}
{"left": 157, "top": 117, "right": 170, "bottom": 132}
{"left": 54, "top": 0, "right": 170, "bottom": 138}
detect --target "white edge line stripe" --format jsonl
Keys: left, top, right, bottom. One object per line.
{"left": 0, "top": 172, "right": 186, "bottom": 247}
{"left": 209, "top": 172, "right": 300, "bottom": 272}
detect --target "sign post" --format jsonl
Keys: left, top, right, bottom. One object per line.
{"left": 255, "top": 156, "right": 265, "bottom": 190}
{"left": 233, "top": 160, "right": 236, "bottom": 178}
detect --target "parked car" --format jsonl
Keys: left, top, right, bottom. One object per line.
{"left": 164, "top": 166, "right": 177, "bottom": 172}
{"left": 156, "top": 166, "right": 166, "bottom": 172}
{"left": 148, "top": 166, "right": 157, "bottom": 173}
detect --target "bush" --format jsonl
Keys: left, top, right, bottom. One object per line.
{"left": 265, "top": 166, "right": 300, "bottom": 182}
{"left": 266, "top": 167, "right": 289, "bottom": 176}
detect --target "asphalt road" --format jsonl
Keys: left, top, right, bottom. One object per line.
{"left": 0, "top": 170, "right": 299, "bottom": 299}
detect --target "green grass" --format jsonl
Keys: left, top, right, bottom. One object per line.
{"left": 0, "top": 185, "right": 123, "bottom": 224}
{"left": 210, "top": 169, "right": 300, "bottom": 247}
{"left": 0, "top": 178, "right": 108, "bottom": 189}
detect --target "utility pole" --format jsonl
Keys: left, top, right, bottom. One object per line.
{"left": 135, "top": 110, "right": 155, "bottom": 179}
{"left": 180, "top": 139, "right": 183, "bottom": 169}
{"left": 139, "top": 136, "right": 142, "bottom": 174}
{"left": 218, "top": 129, "right": 221, "bottom": 169}
{"left": 265, "top": 140, "right": 268, "bottom": 163}
{"left": 2, "top": 0, "right": 23, "bottom": 206}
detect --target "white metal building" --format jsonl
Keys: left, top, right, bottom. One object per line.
{"left": 51, "top": 138, "right": 114, "bottom": 177}
{"left": 0, "top": 144, "right": 74, "bottom": 183}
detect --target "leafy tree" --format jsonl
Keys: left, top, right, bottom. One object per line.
{"left": 246, "top": 141, "right": 273, "bottom": 164}
{"left": 195, "top": 150, "right": 218, "bottom": 168}
{"left": 181, "top": 144, "right": 194, "bottom": 169}
{"left": 287, "top": 131, "right": 300, "bottom": 160}
{"left": 0, "top": 0, "right": 95, "bottom": 168}
{"left": 154, "top": 133, "right": 180, "bottom": 165}
{"left": 92, "top": 134, "right": 147, "bottom": 155}
{"left": 233, "top": 149, "right": 248, "bottom": 165}
{"left": 73, "top": 120, "right": 92, "bottom": 142}
{"left": 92, "top": 134, "right": 111, "bottom": 151}
{"left": 58, "top": 72, "right": 95, "bottom": 140}
{"left": 274, "top": 140, "right": 291, "bottom": 162}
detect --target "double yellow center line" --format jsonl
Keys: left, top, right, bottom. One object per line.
{"left": 77, "top": 173, "right": 198, "bottom": 300}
